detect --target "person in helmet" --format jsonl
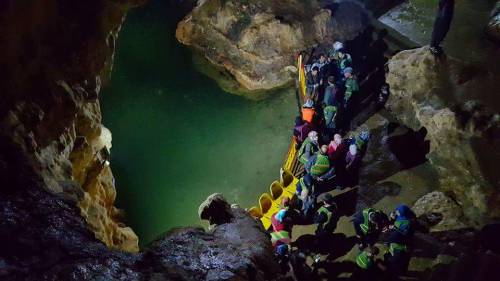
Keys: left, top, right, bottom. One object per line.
{"left": 388, "top": 204, "right": 416, "bottom": 238}
{"left": 301, "top": 99, "right": 316, "bottom": 124}
{"left": 328, "top": 41, "right": 344, "bottom": 60}
{"left": 297, "top": 130, "right": 319, "bottom": 165}
{"left": 342, "top": 67, "right": 359, "bottom": 108}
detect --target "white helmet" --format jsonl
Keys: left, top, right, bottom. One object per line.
{"left": 308, "top": 131, "right": 318, "bottom": 142}
{"left": 333, "top": 41, "right": 344, "bottom": 51}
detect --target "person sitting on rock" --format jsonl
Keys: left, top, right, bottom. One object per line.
{"left": 342, "top": 67, "right": 359, "bottom": 108}
{"left": 305, "top": 145, "right": 336, "bottom": 182}
{"left": 306, "top": 66, "right": 321, "bottom": 101}
{"left": 297, "top": 130, "right": 319, "bottom": 165}
{"left": 352, "top": 208, "right": 389, "bottom": 249}
{"left": 301, "top": 99, "right": 316, "bottom": 125}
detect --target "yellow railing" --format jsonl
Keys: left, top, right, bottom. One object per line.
{"left": 250, "top": 54, "right": 307, "bottom": 230}
{"left": 297, "top": 54, "right": 307, "bottom": 99}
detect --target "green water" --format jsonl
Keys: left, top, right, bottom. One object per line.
{"left": 101, "top": 1, "right": 296, "bottom": 245}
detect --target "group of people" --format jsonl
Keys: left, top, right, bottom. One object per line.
{"left": 265, "top": 41, "right": 417, "bottom": 280}
{"left": 352, "top": 204, "right": 416, "bottom": 280}
{"left": 300, "top": 41, "right": 359, "bottom": 139}
{"left": 270, "top": 197, "right": 417, "bottom": 280}
{"left": 263, "top": 0, "right": 458, "bottom": 277}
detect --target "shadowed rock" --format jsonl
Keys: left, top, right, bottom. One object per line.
{"left": 176, "top": 0, "right": 371, "bottom": 97}
{"left": 485, "top": 1, "right": 500, "bottom": 43}
{"left": 199, "top": 193, "right": 234, "bottom": 226}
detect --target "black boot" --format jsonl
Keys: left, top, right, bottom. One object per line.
{"left": 429, "top": 46, "right": 443, "bottom": 57}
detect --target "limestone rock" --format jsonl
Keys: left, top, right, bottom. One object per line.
{"left": 199, "top": 193, "right": 234, "bottom": 226}
{"left": 146, "top": 207, "right": 277, "bottom": 281}
{"left": 386, "top": 46, "right": 500, "bottom": 227}
{"left": 0, "top": 0, "right": 139, "bottom": 252}
{"left": 413, "top": 191, "right": 467, "bottom": 232}
{"left": 485, "top": 1, "right": 500, "bottom": 43}
{"left": 176, "top": 0, "right": 370, "bottom": 97}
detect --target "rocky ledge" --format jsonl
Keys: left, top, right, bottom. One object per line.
{"left": 176, "top": 0, "right": 371, "bottom": 97}
{"left": 1, "top": 185, "right": 278, "bottom": 280}
{"left": 386, "top": 46, "right": 500, "bottom": 228}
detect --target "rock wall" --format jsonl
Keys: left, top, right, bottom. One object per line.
{"left": 0, "top": 0, "right": 143, "bottom": 252}
{"left": 176, "top": 0, "right": 370, "bottom": 96}
{"left": 386, "top": 46, "right": 500, "bottom": 228}
{"left": 0, "top": 1, "right": 280, "bottom": 279}
{"left": 485, "top": 1, "right": 500, "bottom": 43}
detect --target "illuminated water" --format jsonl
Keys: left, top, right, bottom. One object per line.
{"left": 101, "top": 1, "right": 296, "bottom": 245}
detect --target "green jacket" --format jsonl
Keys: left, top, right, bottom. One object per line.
{"left": 298, "top": 138, "right": 318, "bottom": 164}
{"left": 388, "top": 242, "right": 407, "bottom": 256}
{"left": 344, "top": 77, "right": 359, "bottom": 101}
{"left": 360, "top": 208, "right": 375, "bottom": 235}
{"left": 356, "top": 250, "right": 374, "bottom": 269}
{"left": 323, "top": 105, "right": 338, "bottom": 129}
{"left": 310, "top": 154, "right": 330, "bottom": 177}
{"left": 317, "top": 206, "right": 334, "bottom": 226}
{"left": 337, "top": 54, "right": 352, "bottom": 70}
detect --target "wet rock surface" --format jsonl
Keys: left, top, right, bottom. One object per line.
{"left": 176, "top": 0, "right": 371, "bottom": 96}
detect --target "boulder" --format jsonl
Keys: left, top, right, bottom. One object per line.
{"left": 198, "top": 193, "right": 234, "bottom": 226}
{"left": 176, "top": 0, "right": 370, "bottom": 97}
{"left": 412, "top": 191, "right": 467, "bottom": 232}
{"left": 386, "top": 46, "right": 500, "bottom": 227}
